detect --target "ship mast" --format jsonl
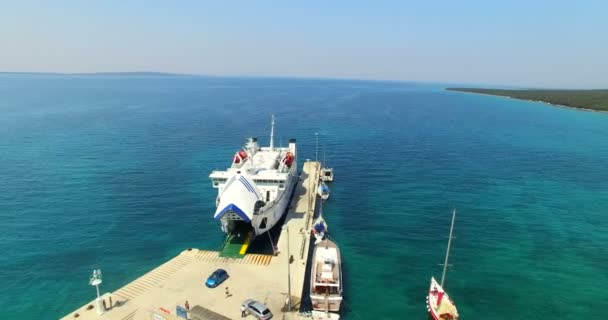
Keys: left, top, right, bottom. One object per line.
{"left": 270, "top": 114, "right": 275, "bottom": 151}
{"left": 440, "top": 209, "right": 456, "bottom": 287}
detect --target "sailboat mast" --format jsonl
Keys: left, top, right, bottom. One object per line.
{"left": 440, "top": 209, "right": 456, "bottom": 287}
{"left": 270, "top": 114, "right": 275, "bottom": 151}
{"left": 323, "top": 149, "right": 326, "bottom": 166}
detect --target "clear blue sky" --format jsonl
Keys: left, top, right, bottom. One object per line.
{"left": 1, "top": 0, "right": 607, "bottom": 88}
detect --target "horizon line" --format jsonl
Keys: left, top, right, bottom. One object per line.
{"left": 0, "top": 71, "right": 605, "bottom": 90}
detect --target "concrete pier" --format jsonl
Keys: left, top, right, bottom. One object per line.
{"left": 63, "top": 161, "right": 321, "bottom": 320}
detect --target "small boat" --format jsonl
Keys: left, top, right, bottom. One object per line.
{"left": 317, "top": 182, "right": 330, "bottom": 200}
{"left": 310, "top": 239, "right": 343, "bottom": 313}
{"left": 320, "top": 167, "right": 334, "bottom": 182}
{"left": 319, "top": 148, "right": 334, "bottom": 183}
{"left": 312, "top": 216, "right": 327, "bottom": 244}
{"left": 426, "top": 210, "right": 459, "bottom": 320}
{"left": 312, "top": 201, "right": 328, "bottom": 244}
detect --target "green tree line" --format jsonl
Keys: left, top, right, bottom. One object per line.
{"left": 447, "top": 88, "right": 608, "bottom": 112}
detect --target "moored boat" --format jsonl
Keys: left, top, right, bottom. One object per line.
{"left": 317, "top": 182, "right": 330, "bottom": 200}
{"left": 312, "top": 201, "right": 328, "bottom": 244}
{"left": 320, "top": 167, "right": 334, "bottom": 182}
{"left": 310, "top": 239, "right": 343, "bottom": 313}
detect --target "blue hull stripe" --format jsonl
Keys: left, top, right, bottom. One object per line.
{"left": 239, "top": 176, "right": 257, "bottom": 196}
{"left": 239, "top": 176, "right": 254, "bottom": 192}
{"left": 215, "top": 203, "right": 251, "bottom": 223}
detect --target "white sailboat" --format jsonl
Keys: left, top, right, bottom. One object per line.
{"left": 426, "top": 209, "right": 459, "bottom": 320}
{"left": 209, "top": 115, "right": 298, "bottom": 240}
{"left": 320, "top": 151, "right": 334, "bottom": 182}
{"left": 317, "top": 135, "right": 334, "bottom": 183}
{"left": 317, "top": 181, "right": 330, "bottom": 200}
{"left": 312, "top": 201, "right": 328, "bottom": 245}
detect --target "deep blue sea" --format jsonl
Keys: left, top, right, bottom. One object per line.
{"left": 0, "top": 75, "right": 607, "bottom": 319}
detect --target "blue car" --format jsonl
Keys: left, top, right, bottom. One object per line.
{"left": 205, "top": 269, "right": 229, "bottom": 288}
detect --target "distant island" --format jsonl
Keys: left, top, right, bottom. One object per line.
{"left": 0, "top": 71, "right": 192, "bottom": 77}
{"left": 447, "top": 88, "right": 608, "bottom": 112}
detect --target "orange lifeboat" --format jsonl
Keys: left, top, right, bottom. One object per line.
{"left": 233, "top": 150, "right": 248, "bottom": 164}
{"left": 283, "top": 152, "right": 294, "bottom": 167}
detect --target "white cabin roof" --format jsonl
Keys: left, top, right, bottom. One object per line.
{"left": 315, "top": 247, "right": 338, "bottom": 264}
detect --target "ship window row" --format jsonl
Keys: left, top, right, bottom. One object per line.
{"left": 211, "top": 178, "right": 283, "bottom": 187}
{"left": 211, "top": 178, "right": 227, "bottom": 187}
{"left": 253, "top": 179, "right": 285, "bottom": 184}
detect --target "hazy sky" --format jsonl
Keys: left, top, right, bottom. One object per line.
{"left": 1, "top": 0, "right": 607, "bottom": 88}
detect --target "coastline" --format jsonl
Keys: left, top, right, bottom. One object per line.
{"left": 446, "top": 88, "right": 608, "bottom": 114}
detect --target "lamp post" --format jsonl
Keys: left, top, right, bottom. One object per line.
{"left": 315, "top": 132, "right": 319, "bottom": 162}
{"left": 282, "top": 225, "right": 292, "bottom": 311}
{"left": 89, "top": 269, "right": 103, "bottom": 315}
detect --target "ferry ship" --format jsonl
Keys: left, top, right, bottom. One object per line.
{"left": 209, "top": 116, "right": 298, "bottom": 240}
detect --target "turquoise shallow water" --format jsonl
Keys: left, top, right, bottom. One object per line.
{"left": 0, "top": 75, "right": 607, "bottom": 319}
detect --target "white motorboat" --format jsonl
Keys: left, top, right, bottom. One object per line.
{"left": 310, "top": 239, "right": 343, "bottom": 313}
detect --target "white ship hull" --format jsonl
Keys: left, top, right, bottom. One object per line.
{"left": 236, "top": 165, "right": 297, "bottom": 237}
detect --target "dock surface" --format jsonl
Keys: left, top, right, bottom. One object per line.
{"left": 63, "top": 161, "right": 321, "bottom": 320}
